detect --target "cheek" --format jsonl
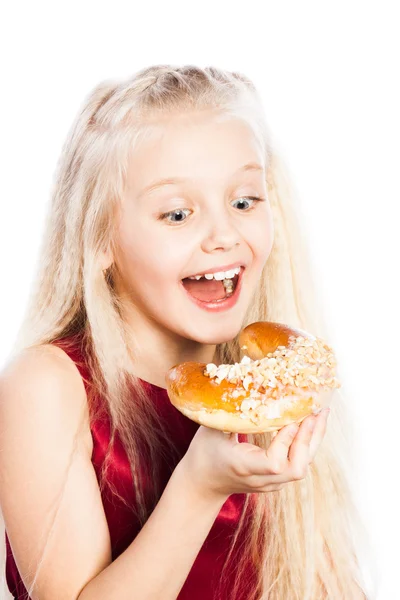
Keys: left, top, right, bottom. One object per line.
{"left": 262, "top": 217, "right": 274, "bottom": 257}
{"left": 246, "top": 210, "right": 274, "bottom": 263}
{"left": 115, "top": 221, "right": 183, "bottom": 285}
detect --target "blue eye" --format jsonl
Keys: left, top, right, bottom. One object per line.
{"left": 159, "top": 208, "right": 191, "bottom": 224}
{"left": 231, "top": 196, "right": 263, "bottom": 210}
{"left": 159, "top": 196, "right": 265, "bottom": 225}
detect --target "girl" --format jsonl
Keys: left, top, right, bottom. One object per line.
{"left": 0, "top": 65, "right": 373, "bottom": 599}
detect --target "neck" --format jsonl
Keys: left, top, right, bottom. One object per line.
{"left": 124, "top": 318, "right": 219, "bottom": 390}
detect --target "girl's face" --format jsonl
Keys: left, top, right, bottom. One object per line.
{"left": 111, "top": 111, "right": 274, "bottom": 346}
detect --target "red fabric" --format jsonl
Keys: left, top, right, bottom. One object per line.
{"left": 5, "top": 333, "right": 258, "bottom": 599}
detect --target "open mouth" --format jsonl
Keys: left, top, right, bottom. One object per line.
{"left": 181, "top": 267, "right": 243, "bottom": 304}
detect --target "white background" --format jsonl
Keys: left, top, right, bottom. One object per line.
{"left": 0, "top": 2, "right": 398, "bottom": 598}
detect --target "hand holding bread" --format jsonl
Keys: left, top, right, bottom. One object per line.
{"left": 175, "top": 408, "right": 330, "bottom": 500}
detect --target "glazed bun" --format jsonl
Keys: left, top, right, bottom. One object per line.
{"left": 165, "top": 321, "right": 340, "bottom": 434}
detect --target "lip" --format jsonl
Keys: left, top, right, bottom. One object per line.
{"left": 180, "top": 266, "right": 245, "bottom": 313}
{"left": 182, "top": 261, "right": 245, "bottom": 279}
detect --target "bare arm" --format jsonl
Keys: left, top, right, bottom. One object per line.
{"left": 0, "top": 345, "right": 226, "bottom": 600}
{"left": 77, "top": 464, "right": 225, "bottom": 600}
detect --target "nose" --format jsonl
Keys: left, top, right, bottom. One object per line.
{"left": 200, "top": 214, "right": 241, "bottom": 254}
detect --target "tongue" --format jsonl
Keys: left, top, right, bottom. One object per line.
{"left": 182, "top": 278, "right": 227, "bottom": 302}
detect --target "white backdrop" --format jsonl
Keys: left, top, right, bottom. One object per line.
{"left": 1, "top": 2, "right": 398, "bottom": 598}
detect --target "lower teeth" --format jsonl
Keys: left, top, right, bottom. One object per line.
{"left": 222, "top": 278, "right": 234, "bottom": 297}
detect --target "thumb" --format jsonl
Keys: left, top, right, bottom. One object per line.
{"left": 223, "top": 430, "right": 239, "bottom": 444}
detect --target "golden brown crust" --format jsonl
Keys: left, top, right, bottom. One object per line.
{"left": 238, "top": 321, "right": 314, "bottom": 360}
{"left": 167, "top": 362, "right": 240, "bottom": 413}
{"left": 165, "top": 321, "right": 339, "bottom": 433}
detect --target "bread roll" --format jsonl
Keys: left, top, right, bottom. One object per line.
{"left": 165, "top": 321, "right": 340, "bottom": 433}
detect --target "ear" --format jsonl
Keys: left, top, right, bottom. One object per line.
{"left": 100, "top": 246, "right": 114, "bottom": 271}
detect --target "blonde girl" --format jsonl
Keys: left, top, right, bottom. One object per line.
{"left": 0, "top": 65, "right": 373, "bottom": 599}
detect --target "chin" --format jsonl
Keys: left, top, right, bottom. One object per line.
{"left": 181, "top": 319, "right": 244, "bottom": 346}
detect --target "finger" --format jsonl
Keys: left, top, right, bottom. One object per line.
{"left": 245, "top": 423, "right": 300, "bottom": 478}
{"left": 200, "top": 426, "right": 239, "bottom": 446}
{"left": 288, "top": 415, "right": 317, "bottom": 475}
{"left": 222, "top": 430, "right": 239, "bottom": 444}
{"left": 219, "top": 441, "right": 268, "bottom": 479}
{"left": 262, "top": 423, "right": 300, "bottom": 474}
{"left": 309, "top": 408, "right": 330, "bottom": 461}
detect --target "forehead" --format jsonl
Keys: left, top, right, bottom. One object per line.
{"left": 126, "top": 112, "right": 266, "bottom": 195}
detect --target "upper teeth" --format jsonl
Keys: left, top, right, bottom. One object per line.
{"left": 188, "top": 266, "right": 241, "bottom": 281}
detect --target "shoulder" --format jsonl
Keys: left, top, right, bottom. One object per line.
{"left": 0, "top": 342, "right": 93, "bottom": 456}
{"left": 0, "top": 344, "right": 113, "bottom": 599}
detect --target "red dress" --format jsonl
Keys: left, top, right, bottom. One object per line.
{"left": 5, "top": 333, "right": 258, "bottom": 599}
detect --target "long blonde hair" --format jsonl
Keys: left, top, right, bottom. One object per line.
{"left": 1, "top": 65, "right": 377, "bottom": 599}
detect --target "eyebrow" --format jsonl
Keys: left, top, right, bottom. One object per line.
{"left": 138, "top": 162, "right": 264, "bottom": 198}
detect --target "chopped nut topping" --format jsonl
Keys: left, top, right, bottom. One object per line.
{"left": 205, "top": 334, "right": 341, "bottom": 423}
